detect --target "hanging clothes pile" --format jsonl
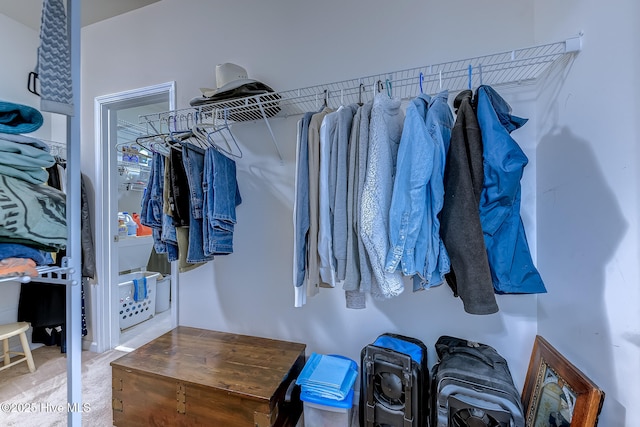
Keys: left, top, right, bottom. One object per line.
{"left": 140, "top": 137, "right": 242, "bottom": 273}
{"left": 294, "top": 92, "right": 409, "bottom": 309}
{"left": 293, "top": 83, "right": 545, "bottom": 313}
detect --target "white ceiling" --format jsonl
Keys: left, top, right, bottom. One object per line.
{"left": 0, "top": 0, "right": 160, "bottom": 30}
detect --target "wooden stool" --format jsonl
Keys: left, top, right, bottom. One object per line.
{"left": 0, "top": 322, "right": 36, "bottom": 373}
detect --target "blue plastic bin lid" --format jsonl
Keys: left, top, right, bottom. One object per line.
{"left": 372, "top": 335, "right": 423, "bottom": 364}
{"left": 301, "top": 387, "right": 354, "bottom": 410}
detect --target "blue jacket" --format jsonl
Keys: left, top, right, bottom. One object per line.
{"left": 476, "top": 85, "right": 546, "bottom": 294}
{"left": 385, "top": 91, "right": 453, "bottom": 290}
{"left": 385, "top": 94, "right": 433, "bottom": 278}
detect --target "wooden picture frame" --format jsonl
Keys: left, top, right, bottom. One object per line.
{"left": 522, "top": 335, "right": 605, "bottom": 427}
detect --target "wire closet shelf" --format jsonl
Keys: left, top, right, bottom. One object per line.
{"left": 0, "top": 262, "right": 72, "bottom": 284}
{"left": 137, "top": 37, "right": 581, "bottom": 157}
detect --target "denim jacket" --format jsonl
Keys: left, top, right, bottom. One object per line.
{"left": 420, "top": 91, "right": 453, "bottom": 289}
{"left": 476, "top": 85, "right": 546, "bottom": 294}
{"left": 385, "top": 94, "right": 432, "bottom": 277}
{"left": 385, "top": 91, "right": 453, "bottom": 290}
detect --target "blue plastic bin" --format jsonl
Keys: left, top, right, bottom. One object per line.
{"left": 298, "top": 354, "right": 358, "bottom": 427}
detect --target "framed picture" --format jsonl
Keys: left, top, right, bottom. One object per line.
{"left": 522, "top": 335, "right": 605, "bottom": 427}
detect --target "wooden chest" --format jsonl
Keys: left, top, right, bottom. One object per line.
{"left": 111, "top": 326, "right": 306, "bottom": 427}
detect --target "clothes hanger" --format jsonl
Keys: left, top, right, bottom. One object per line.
{"left": 162, "top": 112, "right": 197, "bottom": 153}
{"left": 184, "top": 110, "right": 210, "bottom": 150}
{"left": 358, "top": 83, "right": 365, "bottom": 106}
{"left": 189, "top": 123, "right": 213, "bottom": 150}
{"left": 203, "top": 108, "right": 243, "bottom": 159}
{"left": 135, "top": 133, "right": 168, "bottom": 147}
{"left": 419, "top": 72, "right": 424, "bottom": 94}
{"left": 135, "top": 133, "right": 170, "bottom": 156}
{"left": 385, "top": 79, "right": 392, "bottom": 98}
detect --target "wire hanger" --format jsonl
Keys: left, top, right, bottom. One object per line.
{"left": 135, "top": 133, "right": 171, "bottom": 156}
{"left": 203, "top": 108, "right": 243, "bottom": 159}
{"left": 190, "top": 123, "right": 212, "bottom": 150}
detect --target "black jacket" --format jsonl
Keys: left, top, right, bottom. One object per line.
{"left": 440, "top": 90, "right": 498, "bottom": 315}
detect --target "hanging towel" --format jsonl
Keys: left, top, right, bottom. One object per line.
{"left": 132, "top": 277, "right": 147, "bottom": 302}
{"left": 37, "top": 0, "right": 74, "bottom": 116}
{"left": 0, "top": 101, "right": 43, "bottom": 134}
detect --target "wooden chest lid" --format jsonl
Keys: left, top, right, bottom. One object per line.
{"left": 111, "top": 326, "right": 306, "bottom": 402}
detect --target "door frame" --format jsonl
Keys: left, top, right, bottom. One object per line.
{"left": 93, "top": 82, "right": 176, "bottom": 352}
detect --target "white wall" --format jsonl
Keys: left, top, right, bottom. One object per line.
{"left": 0, "top": 14, "right": 58, "bottom": 143}
{"left": 79, "top": 0, "right": 638, "bottom": 425}
{"left": 534, "top": 1, "right": 640, "bottom": 425}
{"left": 0, "top": 15, "right": 39, "bottom": 107}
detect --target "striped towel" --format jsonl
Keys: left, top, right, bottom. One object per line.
{"left": 37, "top": 0, "right": 73, "bottom": 116}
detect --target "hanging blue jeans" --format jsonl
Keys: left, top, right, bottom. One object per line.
{"left": 161, "top": 212, "right": 179, "bottom": 262}
{"left": 141, "top": 152, "right": 177, "bottom": 260}
{"left": 141, "top": 152, "right": 164, "bottom": 229}
{"left": 203, "top": 147, "right": 242, "bottom": 256}
{"left": 182, "top": 143, "right": 214, "bottom": 263}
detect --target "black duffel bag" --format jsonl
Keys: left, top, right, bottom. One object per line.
{"left": 431, "top": 335, "right": 525, "bottom": 427}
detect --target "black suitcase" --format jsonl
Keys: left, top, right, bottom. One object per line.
{"left": 360, "top": 333, "right": 429, "bottom": 427}
{"left": 430, "top": 335, "right": 524, "bottom": 427}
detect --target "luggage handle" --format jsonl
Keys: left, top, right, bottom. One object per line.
{"left": 364, "top": 347, "right": 416, "bottom": 427}
{"left": 444, "top": 346, "right": 495, "bottom": 368}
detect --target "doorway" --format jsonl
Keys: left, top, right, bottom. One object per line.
{"left": 93, "top": 82, "right": 177, "bottom": 352}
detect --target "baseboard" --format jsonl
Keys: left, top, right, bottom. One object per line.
{"left": 83, "top": 337, "right": 98, "bottom": 352}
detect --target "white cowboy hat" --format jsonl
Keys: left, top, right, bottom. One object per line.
{"left": 199, "top": 63, "right": 258, "bottom": 98}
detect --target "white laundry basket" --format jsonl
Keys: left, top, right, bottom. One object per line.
{"left": 118, "top": 271, "right": 159, "bottom": 330}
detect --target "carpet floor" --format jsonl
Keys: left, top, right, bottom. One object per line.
{"left": 0, "top": 345, "right": 127, "bottom": 426}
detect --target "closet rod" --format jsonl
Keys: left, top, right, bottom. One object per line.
{"left": 138, "top": 36, "right": 581, "bottom": 157}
